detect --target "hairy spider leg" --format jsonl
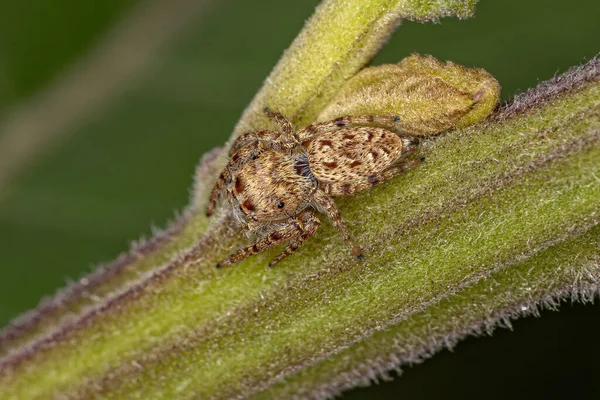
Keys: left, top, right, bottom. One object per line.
{"left": 267, "top": 211, "right": 321, "bottom": 266}
{"left": 311, "top": 188, "right": 362, "bottom": 258}
{"left": 263, "top": 108, "right": 296, "bottom": 146}
{"left": 230, "top": 129, "right": 280, "bottom": 154}
{"left": 216, "top": 210, "right": 321, "bottom": 268}
{"left": 206, "top": 167, "right": 232, "bottom": 217}
{"left": 297, "top": 115, "right": 400, "bottom": 141}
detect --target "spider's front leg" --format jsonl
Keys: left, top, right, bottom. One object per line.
{"left": 263, "top": 108, "right": 301, "bottom": 150}
{"left": 311, "top": 189, "right": 363, "bottom": 259}
{"left": 263, "top": 108, "right": 294, "bottom": 137}
{"left": 216, "top": 210, "right": 321, "bottom": 268}
{"left": 230, "top": 129, "right": 279, "bottom": 154}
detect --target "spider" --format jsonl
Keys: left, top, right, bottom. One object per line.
{"left": 206, "top": 108, "right": 419, "bottom": 268}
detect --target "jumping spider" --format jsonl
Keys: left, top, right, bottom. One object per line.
{"left": 207, "top": 108, "right": 420, "bottom": 268}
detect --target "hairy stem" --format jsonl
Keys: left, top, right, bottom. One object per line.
{"left": 2, "top": 1, "right": 600, "bottom": 399}
{"left": 0, "top": 0, "right": 476, "bottom": 360}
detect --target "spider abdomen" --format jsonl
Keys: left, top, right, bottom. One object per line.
{"left": 304, "top": 127, "right": 405, "bottom": 196}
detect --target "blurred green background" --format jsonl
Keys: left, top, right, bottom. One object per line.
{"left": 0, "top": 0, "right": 598, "bottom": 398}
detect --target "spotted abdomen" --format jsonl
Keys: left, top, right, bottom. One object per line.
{"left": 304, "top": 127, "right": 407, "bottom": 196}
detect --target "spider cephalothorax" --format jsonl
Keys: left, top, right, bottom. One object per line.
{"left": 207, "top": 108, "right": 418, "bottom": 267}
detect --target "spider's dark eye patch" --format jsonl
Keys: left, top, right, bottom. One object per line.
{"left": 250, "top": 154, "right": 259, "bottom": 160}
{"left": 277, "top": 201, "right": 285, "bottom": 209}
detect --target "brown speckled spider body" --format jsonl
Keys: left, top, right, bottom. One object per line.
{"left": 207, "top": 109, "right": 418, "bottom": 268}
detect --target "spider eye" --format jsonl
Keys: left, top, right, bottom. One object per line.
{"left": 277, "top": 201, "right": 285, "bottom": 209}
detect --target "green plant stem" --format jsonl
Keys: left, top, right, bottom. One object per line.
{"left": 1, "top": 58, "right": 598, "bottom": 400}
{"left": 2, "top": 1, "right": 600, "bottom": 399}
{"left": 0, "top": 0, "right": 476, "bottom": 359}
{"left": 258, "top": 223, "right": 600, "bottom": 399}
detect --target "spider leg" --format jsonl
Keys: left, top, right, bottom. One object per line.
{"left": 268, "top": 211, "right": 320, "bottom": 267}
{"left": 206, "top": 167, "right": 231, "bottom": 216}
{"left": 263, "top": 108, "right": 295, "bottom": 138}
{"left": 311, "top": 189, "right": 362, "bottom": 259}
{"left": 297, "top": 115, "right": 400, "bottom": 141}
{"left": 230, "top": 129, "right": 279, "bottom": 154}
{"left": 216, "top": 210, "right": 321, "bottom": 268}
